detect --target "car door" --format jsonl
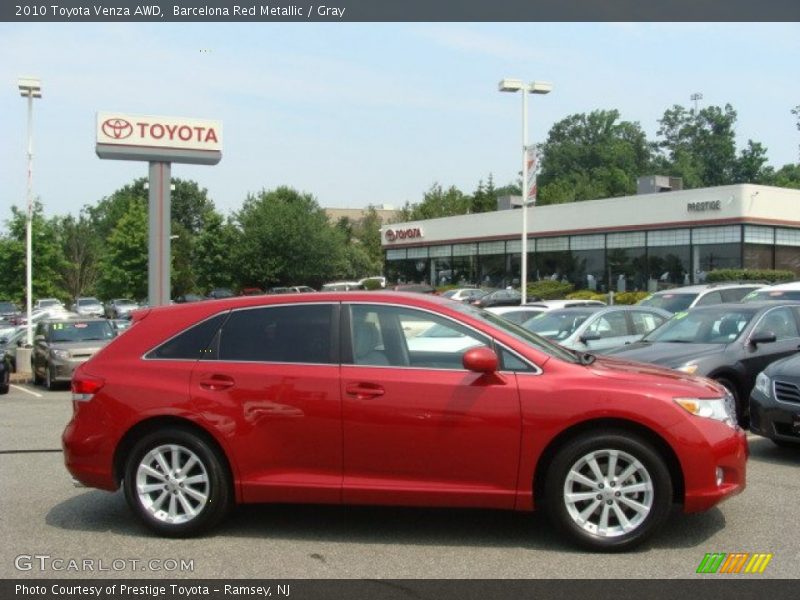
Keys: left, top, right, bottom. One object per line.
{"left": 189, "top": 303, "right": 343, "bottom": 504}
{"left": 578, "top": 310, "right": 635, "bottom": 353}
{"left": 341, "top": 303, "right": 522, "bottom": 509}
{"left": 738, "top": 306, "right": 800, "bottom": 394}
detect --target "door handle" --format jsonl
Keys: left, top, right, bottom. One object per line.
{"left": 199, "top": 374, "right": 235, "bottom": 391}
{"left": 345, "top": 382, "right": 385, "bottom": 399}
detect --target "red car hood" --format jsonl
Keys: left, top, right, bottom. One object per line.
{"left": 589, "top": 355, "right": 726, "bottom": 398}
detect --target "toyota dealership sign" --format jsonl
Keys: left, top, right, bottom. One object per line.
{"left": 96, "top": 112, "right": 222, "bottom": 152}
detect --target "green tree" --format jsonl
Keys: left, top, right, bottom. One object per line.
{"left": 537, "top": 110, "right": 654, "bottom": 204}
{"left": 0, "top": 202, "right": 66, "bottom": 305}
{"left": 95, "top": 201, "right": 148, "bottom": 300}
{"left": 194, "top": 211, "right": 240, "bottom": 291}
{"left": 397, "top": 183, "right": 470, "bottom": 221}
{"left": 656, "top": 103, "right": 770, "bottom": 187}
{"left": 768, "top": 163, "right": 800, "bottom": 190}
{"left": 349, "top": 206, "right": 384, "bottom": 274}
{"left": 57, "top": 212, "right": 100, "bottom": 301}
{"left": 232, "top": 186, "right": 345, "bottom": 288}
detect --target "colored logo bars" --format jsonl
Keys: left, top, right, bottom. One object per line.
{"left": 696, "top": 552, "right": 773, "bottom": 574}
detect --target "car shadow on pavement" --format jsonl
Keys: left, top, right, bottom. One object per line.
{"left": 46, "top": 491, "right": 726, "bottom": 553}
{"left": 747, "top": 437, "right": 800, "bottom": 466}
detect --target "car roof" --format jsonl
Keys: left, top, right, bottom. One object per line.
{"left": 755, "top": 281, "right": 800, "bottom": 291}
{"left": 649, "top": 283, "right": 764, "bottom": 295}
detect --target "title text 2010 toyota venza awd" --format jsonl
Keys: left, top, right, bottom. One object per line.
{"left": 63, "top": 292, "right": 747, "bottom": 551}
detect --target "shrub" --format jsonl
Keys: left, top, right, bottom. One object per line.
{"left": 613, "top": 291, "right": 650, "bottom": 305}
{"left": 527, "top": 280, "right": 574, "bottom": 300}
{"left": 361, "top": 278, "right": 384, "bottom": 291}
{"left": 705, "top": 269, "right": 795, "bottom": 283}
{"left": 566, "top": 290, "right": 608, "bottom": 302}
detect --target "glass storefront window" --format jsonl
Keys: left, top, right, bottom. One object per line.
{"left": 744, "top": 244, "right": 773, "bottom": 270}
{"left": 693, "top": 243, "right": 741, "bottom": 282}
{"left": 646, "top": 246, "right": 690, "bottom": 289}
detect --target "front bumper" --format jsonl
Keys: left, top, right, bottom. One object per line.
{"left": 50, "top": 357, "right": 91, "bottom": 382}
{"left": 682, "top": 426, "right": 748, "bottom": 513}
{"left": 750, "top": 388, "right": 800, "bottom": 445}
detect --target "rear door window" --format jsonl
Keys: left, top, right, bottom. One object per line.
{"left": 218, "top": 304, "right": 335, "bottom": 364}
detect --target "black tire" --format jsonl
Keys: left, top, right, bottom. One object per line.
{"left": 714, "top": 377, "right": 746, "bottom": 427}
{"left": 32, "top": 361, "right": 43, "bottom": 386}
{"left": 0, "top": 369, "right": 9, "bottom": 394}
{"left": 543, "top": 430, "right": 673, "bottom": 552}
{"left": 123, "top": 428, "right": 232, "bottom": 537}
{"left": 45, "top": 365, "right": 56, "bottom": 391}
{"left": 772, "top": 439, "right": 800, "bottom": 450}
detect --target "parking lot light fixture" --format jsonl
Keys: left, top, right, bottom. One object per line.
{"left": 498, "top": 78, "right": 552, "bottom": 304}
{"left": 18, "top": 76, "right": 42, "bottom": 346}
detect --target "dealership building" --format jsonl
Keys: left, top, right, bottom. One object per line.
{"left": 380, "top": 182, "right": 800, "bottom": 292}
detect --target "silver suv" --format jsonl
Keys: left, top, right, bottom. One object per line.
{"left": 638, "top": 283, "right": 764, "bottom": 314}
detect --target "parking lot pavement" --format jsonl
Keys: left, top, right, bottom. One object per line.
{"left": 1, "top": 386, "right": 798, "bottom": 579}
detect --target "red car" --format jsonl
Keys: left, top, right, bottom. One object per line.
{"left": 63, "top": 292, "right": 747, "bottom": 551}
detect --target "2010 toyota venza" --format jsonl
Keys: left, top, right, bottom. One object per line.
{"left": 63, "top": 292, "right": 747, "bottom": 551}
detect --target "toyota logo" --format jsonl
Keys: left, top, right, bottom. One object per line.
{"left": 101, "top": 118, "right": 133, "bottom": 140}
{"left": 385, "top": 229, "right": 397, "bottom": 242}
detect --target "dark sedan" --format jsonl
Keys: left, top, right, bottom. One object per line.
{"left": 606, "top": 302, "right": 800, "bottom": 424}
{"left": 750, "top": 354, "right": 800, "bottom": 448}
{"left": 472, "top": 289, "right": 527, "bottom": 308}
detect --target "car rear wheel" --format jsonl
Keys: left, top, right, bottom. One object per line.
{"left": 543, "top": 431, "right": 673, "bottom": 552}
{"left": 0, "top": 369, "right": 9, "bottom": 394}
{"left": 123, "top": 428, "right": 232, "bottom": 537}
{"left": 32, "top": 361, "right": 43, "bottom": 386}
{"left": 45, "top": 365, "right": 56, "bottom": 391}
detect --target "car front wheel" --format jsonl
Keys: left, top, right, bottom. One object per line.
{"left": 123, "top": 428, "right": 232, "bottom": 537}
{"left": 544, "top": 431, "right": 673, "bottom": 552}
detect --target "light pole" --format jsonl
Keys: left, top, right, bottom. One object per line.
{"left": 18, "top": 77, "right": 41, "bottom": 347}
{"left": 499, "top": 78, "right": 552, "bottom": 303}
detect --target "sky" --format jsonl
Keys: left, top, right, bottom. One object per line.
{"left": 1, "top": 22, "right": 799, "bottom": 223}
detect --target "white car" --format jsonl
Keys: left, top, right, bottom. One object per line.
{"left": 526, "top": 299, "right": 607, "bottom": 311}
{"left": 441, "top": 288, "right": 487, "bottom": 303}
{"left": 321, "top": 281, "right": 365, "bottom": 291}
{"left": 639, "top": 283, "right": 764, "bottom": 313}
{"left": 741, "top": 281, "right": 800, "bottom": 302}
{"left": 405, "top": 323, "right": 483, "bottom": 353}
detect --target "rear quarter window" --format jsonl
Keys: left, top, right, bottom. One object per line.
{"left": 146, "top": 313, "right": 228, "bottom": 360}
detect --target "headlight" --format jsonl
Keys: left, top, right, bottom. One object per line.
{"left": 755, "top": 372, "right": 771, "bottom": 397}
{"left": 676, "top": 364, "right": 699, "bottom": 374}
{"left": 674, "top": 397, "right": 735, "bottom": 428}
{"left": 51, "top": 349, "right": 70, "bottom": 360}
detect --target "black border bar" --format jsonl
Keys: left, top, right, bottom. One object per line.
{"left": 4, "top": 0, "right": 800, "bottom": 22}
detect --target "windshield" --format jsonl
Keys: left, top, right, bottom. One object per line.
{"left": 0, "top": 302, "right": 17, "bottom": 312}
{"left": 743, "top": 289, "right": 800, "bottom": 302}
{"left": 522, "top": 310, "right": 595, "bottom": 340}
{"left": 449, "top": 302, "right": 580, "bottom": 363}
{"left": 49, "top": 320, "right": 115, "bottom": 343}
{"left": 77, "top": 298, "right": 100, "bottom": 306}
{"left": 639, "top": 292, "right": 697, "bottom": 313}
{"left": 642, "top": 307, "right": 756, "bottom": 344}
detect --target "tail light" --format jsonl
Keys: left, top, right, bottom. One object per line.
{"left": 72, "top": 372, "right": 105, "bottom": 402}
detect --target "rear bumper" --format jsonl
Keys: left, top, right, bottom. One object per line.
{"left": 62, "top": 405, "right": 119, "bottom": 491}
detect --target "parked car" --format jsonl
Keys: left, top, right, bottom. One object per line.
{"left": 359, "top": 276, "right": 387, "bottom": 289}
{"left": 63, "top": 292, "right": 747, "bottom": 551}
{"left": 14, "top": 306, "right": 74, "bottom": 326}
{"left": 0, "top": 301, "right": 20, "bottom": 322}
{"left": 207, "top": 288, "right": 235, "bottom": 300}
{"left": 527, "top": 299, "right": 607, "bottom": 311}
{"left": 750, "top": 353, "right": 800, "bottom": 448}
{"left": 105, "top": 298, "right": 140, "bottom": 319}
{"left": 606, "top": 302, "right": 800, "bottom": 424}
{"left": 523, "top": 306, "right": 671, "bottom": 353}
{"left": 289, "top": 286, "right": 316, "bottom": 293}
{"left": 71, "top": 297, "right": 104, "bottom": 318}
{"left": 239, "top": 287, "right": 264, "bottom": 296}
{"left": 110, "top": 319, "right": 133, "bottom": 334}
{"left": 391, "top": 283, "right": 436, "bottom": 294}
{"left": 742, "top": 281, "right": 800, "bottom": 303}
{"left": 441, "top": 288, "right": 487, "bottom": 303}
{"left": 173, "top": 294, "right": 206, "bottom": 304}
{"left": 0, "top": 325, "right": 28, "bottom": 371}
{"left": 0, "top": 350, "right": 9, "bottom": 394}
{"left": 32, "top": 318, "right": 116, "bottom": 390}
{"left": 321, "top": 281, "right": 365, "bottom": 291}
{"left": 471, "top": 288, "right": 525, "bottom": 308}
{"left": 485, "top": 305, "right": 548, "bottom": 325}
{"left": 34, "top": 298, "right": 65, "bottom": 310}
{"left": 638, "top": 283, "right": 764, "bottom": 314}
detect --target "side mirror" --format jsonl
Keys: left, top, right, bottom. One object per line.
{"left": 462, "top": 347, "right": 498, "bottom": 373}
{"left": 750, "top": 331, "right": 777, "bottom": 346}
{"left": 579, "top": 332, "right": 601, "bottom": 343}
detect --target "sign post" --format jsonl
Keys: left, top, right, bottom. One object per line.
{"left": 95, "top": 112, "right": 222, "bottom": 307}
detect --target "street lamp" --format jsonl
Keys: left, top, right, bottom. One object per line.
{"left": 18, "top": 77, "right": 41, "bottom": 348}
{"left": 499, "top": 78, "right": 552, "bottom": 304}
